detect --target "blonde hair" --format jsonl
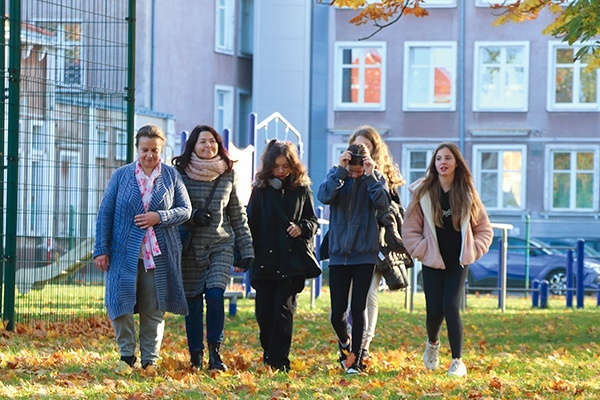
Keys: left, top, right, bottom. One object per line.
{"left": 412, "top": 142, "right": 484, "bottom": 230}
{"left": 349, "top": 125, "right": 405, "bottom": 189}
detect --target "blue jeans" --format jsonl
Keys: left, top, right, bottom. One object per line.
{"left": 185, "top": 287, "right": 225, "bottom": 352}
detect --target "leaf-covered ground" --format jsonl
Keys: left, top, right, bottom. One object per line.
{"left": 1, "top": 290, "right": 599, "bottom": 399}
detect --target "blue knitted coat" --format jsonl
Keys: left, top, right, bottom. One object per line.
{"left": 94, "top": 162, "right": 192, "bottom": 320}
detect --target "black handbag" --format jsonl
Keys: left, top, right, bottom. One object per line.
{"left": 267, "top": 190, "right": 322, "bottom": 279}
{"left": 180, "top": 176, "right": 221, "bottom": 254}
{"left": 318, "top": 230, "right": 330, "bottom": 261}
{"left": 376, "top": 246, "right": 409, "bottom": 290}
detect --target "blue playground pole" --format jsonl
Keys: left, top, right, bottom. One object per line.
{"left": 540, "top": 280, "right": 549, "bottom": 309}
{"left": 532, "top": 279, "right": 540, "bottom": 308}
{"left": 576, "top": 239, "right": 585, "bottom": 309}
{"left": 566, "top": 249, "right": 574, "bottom": 308}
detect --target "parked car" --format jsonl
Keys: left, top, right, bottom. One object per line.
{"left": 537, "top": 237, "right": 600, "bottom": 262}
{"left": 416, "top": 236, "right": 600, "bottom": 295}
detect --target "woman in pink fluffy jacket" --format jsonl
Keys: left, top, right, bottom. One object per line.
{"left": 401, "top": 142, "right": 493, "bottom": 378}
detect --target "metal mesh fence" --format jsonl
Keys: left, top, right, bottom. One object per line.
{"left": 2, "top": 0, "right": 132, "bottom": 325}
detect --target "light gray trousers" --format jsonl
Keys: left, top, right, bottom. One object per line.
{"left": 111, "top": 261, "right": 165, "bottom": 365}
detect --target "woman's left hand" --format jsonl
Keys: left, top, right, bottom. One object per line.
{"left": 287, "top": 223, "right": 302, "bottom": 238}
{"left": 363, "top": 155, "right": 376, "bottom": 176}
{"left": 134, "top": 211, "right": 161, "bottom": 229}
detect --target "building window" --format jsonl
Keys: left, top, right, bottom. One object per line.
{"left": 37, "top": 22, "right": 84, "bottom": 86}
{"left": 334, "top": 42, "right": 386, "bottom": 111}
{"left": 547, "top": 42, "right": 600, "bottom": 111}
{"left": 473, "top": 146, "right": 526, "bottom": 211}
{"left": 216, "top": 0, "right": 235, "bottom": 54}
{"left": 401, "top": 147, "right": 436, "bottom": 205}
{"left": 97, "top": 129, "right": 107, "bottom": 159}
{"left": 115, "top": 130, "right": 127, "bottom": 161}
{"left": 215, "top": 86, "right": 234, "bottom": 134}
{"left": 403, "top": 42, "right": 456, "bottom": 111}
{"left": 473, "top": 42, "right": 529, "bottom": 112}
{"left": 58, "top": 151, "right": 80, "bottom": 236}
{"left": 29, "top": 122, "right": 48, "bottom": 235}
{"left": 475, "top": 0, "right": 518, "bottom": 6}
{"left": 239, "top": 0, "right": 253, "bottom": 57}
{"left": 237, "top": 91, "right": 252, "bottom": 146}
{"left": 547, "top": 147, "right": 598, "bottom": 211}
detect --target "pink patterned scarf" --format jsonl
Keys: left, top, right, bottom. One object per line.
{"left": 184, "top": 153, "right": 227, "bottom": 182}
{"left": 135, "top": 160, "right": 162, "bottom": 271}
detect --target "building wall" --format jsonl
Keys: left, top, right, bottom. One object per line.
{"left": 135, "top": 0, "right": 253, "bottom": 137}
{"left": 330, "top": 4, "right": 600, "bottom": 237}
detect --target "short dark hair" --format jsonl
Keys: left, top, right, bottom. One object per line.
{"left": 135, "top": 124, "right": 166, "bottom": 148}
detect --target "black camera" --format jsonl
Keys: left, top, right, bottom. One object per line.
{"left": 349, "top": 152, "right": 365, "bottom": 165}
{"left": 192, "top": 209, "right": 212, "bottom": 226}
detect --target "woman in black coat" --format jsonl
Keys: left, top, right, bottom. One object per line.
{"left": 246, "top": 140, "right": 318, "bottom": 372}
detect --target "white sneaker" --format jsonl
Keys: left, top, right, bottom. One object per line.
{"left": 423, "top": 341, "right": 440, "bottom": 370}
{"left": 447, "top": 358, "right": 467, "bottom": 377}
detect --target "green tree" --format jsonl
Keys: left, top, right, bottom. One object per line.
{"left": 323, "top": 0, "right": 600, "bottom": 66}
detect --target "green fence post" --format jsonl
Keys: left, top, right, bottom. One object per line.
{"left": 3, "top": 0, "right": 22, "bottom": 331}
{"left": 0, "top": 0, "right": 6, "bottom": 315}
{"left": 126, "top": 0, "right": 136, "bottom": 163}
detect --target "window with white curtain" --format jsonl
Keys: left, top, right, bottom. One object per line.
{"left": 403, "top": 42, "right": 456, "bottom": 111}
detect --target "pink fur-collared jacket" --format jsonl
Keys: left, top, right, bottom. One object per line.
{"left": 401, "top": 181, "right": 493, "bottom": 269}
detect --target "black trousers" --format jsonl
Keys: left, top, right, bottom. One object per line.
{"left": 329, "top": 263, "right": 375, "bottom": 358}
{"left": 253, "top": 277, "right": 305, "bottom": 369}
{"left": 422, "top": 264, "right": 469, "bottom": 359}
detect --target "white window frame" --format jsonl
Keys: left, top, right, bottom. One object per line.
{"left": 401, "top": 145, "right": 437, "bottom": 206}
{"left": 96, "top": 128, "right": 108, "bottom": 159}
{"left": 37, "top": 21, "right": 85, "bottom": 87}
{"left": 115, "top": 130, "right": 127, "bottom": 161}
{"left": 28, "top": 121, "right": 49, "bottom": 235}
{"left": 57, "top": 150, "right": 81, "bottom": 236}
{"left": 333, "top": 41, "right": 387, "bottom": 111}
{"left": 475, "top": 0, "right": 518, "bottom": 6}
{"left": 473, "top": 145, "right": 527, "bottom": 212}
{"left": 473, "top": 41, "right": 530, "bottom": 112}
{"left": 402, "top": 41, "right": 457, "bottom": 112}
{"left": 238, "top": 0, "right": 253, "bottom": 57}
{"left": 547, "top": 41, "right": 600, "bottom": 112}
{"left": 544, "top": 145, "right": 599, "bottom": 212}
{"left": 215, "top": 85, "right": 234, "bottom": 134}
{"left": 364, "top": 0, "right": 456, "bottom": 6}
{"left": 215, "top": 0, "right": 235, "bottom": 55}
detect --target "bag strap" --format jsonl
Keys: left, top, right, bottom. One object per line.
{"left": 203, "top": 176, "right": 221, "bottom": 213}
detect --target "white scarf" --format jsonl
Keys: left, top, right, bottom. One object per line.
{"left": 135, "top": 159, "right": 162, "bottom": 271}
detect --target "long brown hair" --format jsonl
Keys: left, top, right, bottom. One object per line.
{"left": 412, "top": 142, "right": 484, "bottom": 230}
{"left": 172, "top": 125, "right": 234, "bottom": 172}
{"left": 254, "top": 140, "right": 311, "bottom": 189}
{"left": 349, "top": 125, "right": 405, "bottom": 189}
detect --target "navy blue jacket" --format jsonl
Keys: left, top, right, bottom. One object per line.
{"left": 317, "top": 166, "right": 389, "bottom": 266}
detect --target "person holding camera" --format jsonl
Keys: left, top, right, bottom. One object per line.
{"left": 346, "top": 125, "right": 406, "bottom": 367}
{"left": 172, "top": 125, "right": 254, "bottom": 371}
{"left": 246, "top": 140, "right": 319, "bottom": 372}
{"left": 317, "top": 143, "right": 390, "bottom": 374}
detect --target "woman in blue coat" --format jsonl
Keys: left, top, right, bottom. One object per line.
{"left": 94, "top": 124, "right": 192, "bottom": 370}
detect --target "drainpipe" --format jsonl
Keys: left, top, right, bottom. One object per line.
{"left": 151, "top": 0, "right": 156, "bottom": 110}
{"left": 458, "top": 0, "right": 465, "bottom": 153}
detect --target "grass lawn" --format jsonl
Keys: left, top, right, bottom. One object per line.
{"left": 1, "top": 288, "right": 599, "bottom": 399}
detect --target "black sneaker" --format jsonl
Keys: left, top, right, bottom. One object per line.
{"left": 338, "top": 341, "right": 351, "bottom": 369}
{"left": 120, "top": 355, "right": 137, "bottom": 367}
{"left": 346, "top": 361, "right": 361, "bottom": 375}
{"left": 359, "top": 349, "right": 370, "bottom": 370}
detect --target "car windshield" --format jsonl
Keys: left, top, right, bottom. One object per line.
{"left": 490, "top": 237, "right": 551, "bottom": 257}
{"left": 538, "top": 238, "right": 600, "bottom": 258}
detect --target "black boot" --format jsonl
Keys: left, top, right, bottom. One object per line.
{"left": 208, "top": 342, "right": 227, "bottom": 371}
{"left": 190, "top": 350, "right": 203, "bottom": 369}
